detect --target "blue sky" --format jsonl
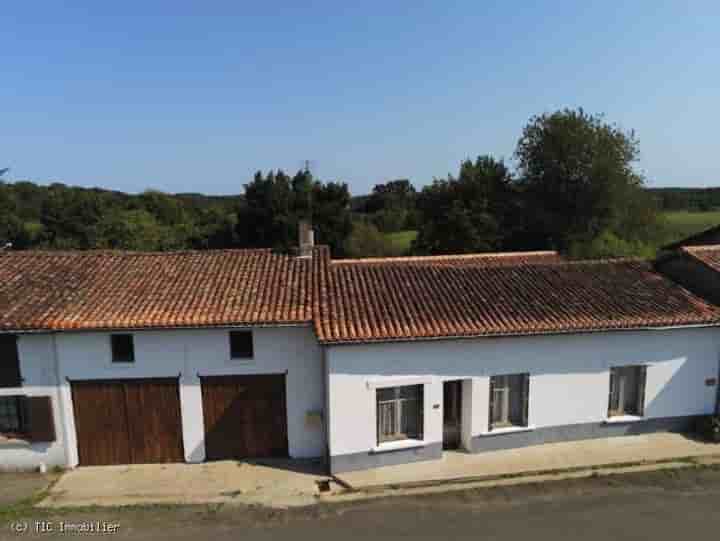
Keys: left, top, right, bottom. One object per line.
{"left": 2, "top": 1, "right": 719, "bottom": 195}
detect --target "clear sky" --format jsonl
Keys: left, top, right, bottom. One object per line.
{"left": 2, "top": 1, "right": 719, "bottom": 195}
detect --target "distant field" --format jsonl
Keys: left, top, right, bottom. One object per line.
{"left": 385, "top": 230, "right": 417, "bottom": 255}
{"left": 381, "top": 213, "right": 720, "bottom": 257}
{"left": 660, "top": 210, "right": 720, "bottom": 243}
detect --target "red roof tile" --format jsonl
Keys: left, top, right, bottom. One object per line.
{"left": 0, "top": 249, "right": 323, "bottom": 331}
{"left": 315, "top": 254, "right": 720, "bottom": 344}
{"left": 682, "top": 245, "right": 720, "bottom": 273}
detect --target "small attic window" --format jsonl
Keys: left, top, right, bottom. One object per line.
{"left": 229, "top": 331, "right": 254, "bottom": 360}
{"left": 111, "top": 334, "right": 135, "bottom": 363}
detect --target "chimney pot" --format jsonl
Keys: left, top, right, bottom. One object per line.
{"left": 298, "top": 220, "right": 314, "bottom": 257}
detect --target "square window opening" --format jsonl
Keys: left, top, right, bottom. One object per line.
{"left": 230, "top": 331, "right": 254, "bottom": 360}
{"left": 111, "top": 334, "right": 135, "bottom": 364}
{"left": 377, "top": 384, "right": 423, "bottom": 444}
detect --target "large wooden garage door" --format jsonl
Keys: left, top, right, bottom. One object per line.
{"left": 201, "top": 374, "right": 288, "bottom": 461}
{"left": 71, "top": 379, "right": 184, "bottom": 466}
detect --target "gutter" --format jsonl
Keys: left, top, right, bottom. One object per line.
{"left": 0, "top": 322, "right": 313, "bottom": 335}
{"left": 320, "top": 321, "right": 720, "bottom": 347}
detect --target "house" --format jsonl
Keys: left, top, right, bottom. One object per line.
{"left": 656, "top": 245, "right": 720, "bottom": 306}
{"left": 1, "top": 233, "right": 720, "bottom": 473}
{"left": 0, "top": 247, "right": 326, "bottom": 469}
{"left": 317, "top": 254, "right": 720, "bottom": 472}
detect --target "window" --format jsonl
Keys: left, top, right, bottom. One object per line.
{"left": 377, "top": 385, "right": 423, "bottom": 443}
{"left": 0, "top": 396, "right": 26, "bottom": 436}
{"left": 489, "top": 373, "right": 529, "bottom": 429}
{"left": 609, "top": 365, "right": 646, "bottom": 417}
{"left": 0, "top": 334, "right": 22, "bottom": 388}
{"left": 229, "top": 331, "right": 254, "bottom": 360}
{"left": 111, "top": 334, "right": 135, "bottom": 363}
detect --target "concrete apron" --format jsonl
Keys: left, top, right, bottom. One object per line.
{"left": 333, "top": 433, "right": 720, "bottom": 492}
{"left": 39, "top": 459, "right": 332, "bottom": 509}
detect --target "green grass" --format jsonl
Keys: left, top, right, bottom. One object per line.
{"left": 661, "top": 210, "right": 720, "bottom": 241}
{"left": 384, "top": 230, "right": 417, "bottom": 255}
{"left": 379, "top": 212, "right": 720, "bottom": 259}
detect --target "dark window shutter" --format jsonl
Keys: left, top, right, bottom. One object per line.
{"left": 26, "top": 396, "right": 56, "bottom": 443}
{"left": 488, "top": 377, "right": 495, "bottom": 431}
{"left": 0, "top": 335, "right": 22, "bottom": 388}
{"left": 522, "top": 374, "right": 530, "bottom": 427}
{"left": 637, "top": 366, "right": 647, "bottom": 417}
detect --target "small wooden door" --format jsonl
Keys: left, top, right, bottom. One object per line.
{"left": 443, "top": 380, "right": 462, "bottom": 450}
{"left": 201, "top": 374, "right": 288, "bottom": 461}
{"left": 71, "top": 379, "right": 184, "bottom": 466}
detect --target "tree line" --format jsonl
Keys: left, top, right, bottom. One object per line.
{"left": 0, "top": 108, "right": 707, "bottom": 258}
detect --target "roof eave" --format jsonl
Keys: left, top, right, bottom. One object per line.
{"left": 319, "top": 321, "right": 720, "bottom": 346}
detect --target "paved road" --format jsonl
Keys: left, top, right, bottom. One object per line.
{"left": 4, "top": 467, "right": 720, "bottom": 540}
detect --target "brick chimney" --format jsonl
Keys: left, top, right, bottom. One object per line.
{"left": 298, "top": 220, "right": 315, "bottom": 257}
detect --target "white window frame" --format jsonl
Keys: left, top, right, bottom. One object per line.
{"left": 489, "top": 373, "right": 529, "bottom": 430}
{"left": 376, "top": 385, "right": 424, "bottom": 445}
{"left": 608, "top": 365, "right": 646, "bottom": 418}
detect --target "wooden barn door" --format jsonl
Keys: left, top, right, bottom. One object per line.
{"left": 201, "top": 374, "right": 288, "bottom": 461}
{"left": 71, "top": 379, "right": 184, "bottom": 466}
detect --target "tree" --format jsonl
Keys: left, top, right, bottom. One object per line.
{"left": 235, "top": 170, "right": 352, "bottom": 256}
{"left": 515, "top": 108, "right": 658, "bottom": 251}
{"left": 235, "top": 170, "right": 294, "bottom": 250}
{"left": 413, "top": 156, "right": 515, "bottom": 254}
{"left": 312, "top": 181, "right": 352, "bottom": 256}
{"left": 365, "top": 179, "right": 417, "bottom": 233}
{"left": 40, "top": 184, "right": 106, "bottom": 248}
{"left": 345, "top": 221, "right": 395, "bottom": 258}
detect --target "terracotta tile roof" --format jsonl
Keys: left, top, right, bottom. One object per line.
{"left": 331, "top": 251, "right": 563, "bottom": 267}
{"left": 682, "top": 245, "right": 720, "bottom": 273}
{"left": 0, "top": 249, "right": 323, "bottom": 331}
{"left": 316, "top": 253, "right": 720, "bottom": 344}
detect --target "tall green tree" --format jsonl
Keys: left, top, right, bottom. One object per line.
{"left": 364, "top": 179, "right": 417, "bottom": 232}
{"left": 515, "top": 108, "right": 658, "bottom": 251}
{"left": 235, "top": 170, "right": 352, "bottom": 256}
{"left": 413, "top": 156, "right": 515, "bottom": 254}
{"left": 311, "top": 181, "right": 352, "bottom": 257}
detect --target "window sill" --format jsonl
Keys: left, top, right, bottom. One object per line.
{"left": 481, "top": 425, "right": 535, "bottom": 436}
{"left": 0, "top": 435, "right": 30, "bottom": 448}
{"left": 604, "top": 415, "right": 644, "bottom": 424}
{"left": 371, "top": 439, "right": 426, "bottom": 453}
{"left": 227, "top": 358, "right": 255, "bottom": 365}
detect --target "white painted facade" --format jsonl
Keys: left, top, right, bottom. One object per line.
{"left": 4, "top": 324, "right": 719, "bottom": 472}
{"left": 0, "top": 334, "right": 67, "bottom": 471}
{"left": 2, "top": 326, "right": 325, "bottom": 470}
{"left": 325, "top": 328, "right": 720, "bottom": 462}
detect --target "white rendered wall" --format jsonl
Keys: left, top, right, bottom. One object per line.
{"left": 325, "top": 328, "right": 720, "bottom": 458}
{"left": 55, "top": 326, "right": 325, "bottom": 466}
{"left": 0, "top": 334, "right": 67, "bottom": 471}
